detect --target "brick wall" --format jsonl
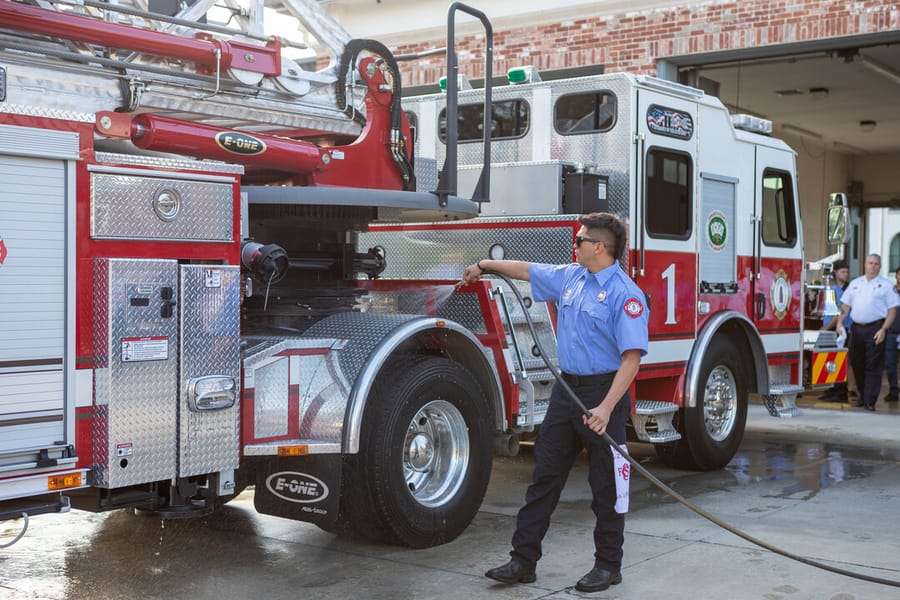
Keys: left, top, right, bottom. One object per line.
{"left": 391, "top": 0, "right": 900, "bottom": 87}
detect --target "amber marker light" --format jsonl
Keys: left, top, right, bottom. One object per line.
{"left": 278, "top": 445, "right": 309, "bottom": 457}
{"left": 48, "top": 473, "right": 83, "bottom": 490}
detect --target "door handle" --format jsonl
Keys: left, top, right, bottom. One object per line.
{"left": 755, "top": 293, "right": 766, "bottom": 320}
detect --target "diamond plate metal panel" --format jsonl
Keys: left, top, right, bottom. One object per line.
{"left": 91, "top": 172, "right": 234, "bottom": 241}
{"left": 0, "top": 103, "right": 94, "bottom": 123}
{"left": 492, "top": 279, "right": 559, "bottom": 411}
{"left": 404, "top": 74, "right": 634, "bottom": 223}
{"left": 93, "top": 259, "right": 178, "bottom": 488}
{"left": 415, "top": 156, "right": 439, "bottom": 194}
{"left": 299, "top": 352, "right": 348, "bottom": 442}
{"left": 178, "top": 265, "right": 240, "bottom": 477}
{"left": 457, "top": 162, "right": 565, "bottom": 217}
{"left": 242, "top": 337, "right": 354, "bottom": 445}
{"left": 94, "top": 152, "right": 244, "bottom": 175}
{"left": 254, "top": 358, "right": 290, "bottom": 439}
{"left": 304, "top": 312, "right": 415, "bottom": 388}
{"left": 360, "top": 216, "right": 577, "bottom": 280}
{"left": 768, "top": 363, "right": 793, "bottom": 388}
{"left": 433, "top": 290, "right": 488, "bottom": 334}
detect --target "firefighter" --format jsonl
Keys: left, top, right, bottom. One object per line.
{"left": 460, "top": 212, "right": 649, "bottom": 593}
{"left": 820, "top": 259, "right": 852, "bottom": 403}
{"left": 835, "top": 253, "right": 898, "bottom": 411}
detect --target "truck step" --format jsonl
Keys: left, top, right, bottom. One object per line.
{"left": 763, "top": 385, "right": 804, "bottom": 417}
{"left": 522, "top": 367, "right": 557, "bottom": 382}
{"left": 632, "top": 400, "right": 682, "bottom": 443}
{"left": 0, "top": 493, "right": 70, "bottom": 521}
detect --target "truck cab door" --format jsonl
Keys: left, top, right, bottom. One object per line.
{"left": 634, "top": 89, "right": 698, "bottom": 351}
{"left": 751, "top": 146, "right": 803, "bottom": 340}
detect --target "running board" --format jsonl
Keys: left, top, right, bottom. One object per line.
{"left": 632, "top": 400, "right": 681, "bottom": 443}
{"left": 763, "top": 385, "right": 804, "bottom": 417}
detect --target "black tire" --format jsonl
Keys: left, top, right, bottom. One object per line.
{"left": 338, "top": 355, "right": 493, "bottom": 547}
{"left": 655, "top": 336, "right": 747, "bottom": 471}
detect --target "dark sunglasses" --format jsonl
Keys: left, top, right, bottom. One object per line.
{"left": 575, "top": 235, "right": 603, "bottom": 246}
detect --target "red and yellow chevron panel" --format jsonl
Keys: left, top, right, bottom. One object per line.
{"left": 810, "top": 350, "right": 848, "bottom": 385}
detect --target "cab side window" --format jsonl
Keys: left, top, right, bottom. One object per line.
{"left": 761, "top": 170, "right": 798, "bottom": 247}
{"left": 554, "top": 92, "right": 617, "bottom": 134}
{"left": 645, "top": 148, "right": 692, "bottom": 239}
{"left": 439, "top": 99, "right": 529, "bottom": 142}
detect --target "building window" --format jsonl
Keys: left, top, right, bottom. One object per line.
{"left": 890, "top": 233, "right": 900, "bottom": 273}
{"left": 554, "top": 91, "right": 617, "bottom": 134}
{"left": 761, "top": 169, "right": 797, "bottom": 247}
{"left": 645, "top": 148, "right": 692, "bottom": 239}
{"left": 439, "top": 99, "right": 529, "bottom": 143}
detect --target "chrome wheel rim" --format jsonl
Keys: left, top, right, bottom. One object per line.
{"left": 704, "top": 365, "right": 738, "bottom": 442}
{"left": 403, "top": 399, "right": 469, "bottom": 508}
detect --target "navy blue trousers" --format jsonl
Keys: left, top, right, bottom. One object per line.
{"left": 849, "top": 322, "right": 886, "bottom": 407}
{"left": 510, "top": 376, "right": 630, "bottom": 572}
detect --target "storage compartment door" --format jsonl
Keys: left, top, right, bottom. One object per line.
{"left": 178, "top": 265, "right": 241, "bottom": 477}
{"left": 0, "top": 149, "right": 71, "bottom": 466}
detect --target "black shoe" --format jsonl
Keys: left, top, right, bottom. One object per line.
{"left": 883, "top": 393, "right": 899, "bottom": 403}
{"left": 485, "top": 559, "right": 536, "bottom": 584}
{"left": 823, "top": 394, "right": 848, "bottom": 403}
{"left": 864, "top": 404, "right": 876, "bottom": 412}
{"left": 854, "top": 401, "right": 865, "bottom": 408}
{"left": 574, "top": 567, "right": 622, "bottom": 592}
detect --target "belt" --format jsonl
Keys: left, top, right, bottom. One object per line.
{"left": 852, "top": 319, "right": 885, "bottom": 328}
{"left": 561, "top": 371, "right": 615, "bottom": 387}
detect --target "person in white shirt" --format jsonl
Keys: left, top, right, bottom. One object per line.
{"left": 835, "top": 254, "right": 899, "bottom": 411}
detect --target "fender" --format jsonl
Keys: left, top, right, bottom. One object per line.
{"left": 684, "top": 310, "right": 768, "bottom": 408}
{"left": 303, "top": 313, "right": 503, "bottom": 454}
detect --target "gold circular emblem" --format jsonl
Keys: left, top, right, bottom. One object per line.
{"left": 770, "top": 268, "right": 791, "bottom": 320}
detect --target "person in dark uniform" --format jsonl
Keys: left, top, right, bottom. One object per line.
{"left": 819, "top": 259, "right": 852, "bottom": 403}
{"left": 459, "top": 212, "right": 649, "bottom": 593}
{"left": 883, "top": 267, "right": 900, "bottom": 403}
{"left": 835, "top": 253, "right": 898, "bottom": 411}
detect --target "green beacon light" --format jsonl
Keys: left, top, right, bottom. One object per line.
{"left": 507, "top": 66, "right": 541, "bottom": 85}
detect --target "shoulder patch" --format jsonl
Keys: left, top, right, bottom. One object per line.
{"left": 624, "top": 297, "right": 644, "bottom": 318}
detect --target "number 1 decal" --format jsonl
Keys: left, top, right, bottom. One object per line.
{"left": 661, "top": 263, "right": 676, "bottom": 325}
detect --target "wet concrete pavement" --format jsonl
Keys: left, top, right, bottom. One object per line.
{"left": 2, "top": 397, "right": 900, "bottom": 600}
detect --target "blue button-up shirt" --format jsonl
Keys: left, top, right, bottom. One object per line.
{"left": 530, "top": 262, "right": 649, "bottom": 375}
{"left": 823, "top": 283, "right": 851, "bottom": 328}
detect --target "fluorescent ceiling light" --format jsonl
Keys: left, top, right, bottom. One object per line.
{"left": 780, "top": 123, "right": 822, "bottom": 141}
{"left": 832, "top": 141, "right": 867, "bottom": 155}
{"left": 860, "top": 55, "right": 900, "bottom": 85}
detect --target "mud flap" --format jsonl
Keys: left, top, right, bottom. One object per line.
{"left": 252, "top": 455, "right": 342, "bottom": 528}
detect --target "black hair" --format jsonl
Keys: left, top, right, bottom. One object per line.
{"left": 579, "top": 212, "right": 626, "bottom": 260}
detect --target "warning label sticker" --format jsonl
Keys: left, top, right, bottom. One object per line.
{"left": 121, "top": 336, "right": 169, "bottom": 362}
{"left": 116, "top": 443, "right": 134, "bottom": 457}
{"left": 205, "top": 268, "right": 222, "bottom": 288}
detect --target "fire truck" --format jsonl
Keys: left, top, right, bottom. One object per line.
{"left": 0, "top": 0, "right": 846, "bottom": 549}
{"left": 367, "top": 56, "right": 851, "bottom": 470}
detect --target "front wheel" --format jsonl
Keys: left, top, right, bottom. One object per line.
{"left": 656, "top": 336, "right": 747, "bottom": 471}
{"left": 339, "top": 355, "right": 493, "bottom": 547}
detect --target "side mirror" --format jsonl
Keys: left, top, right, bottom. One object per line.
{"left": 826, "top": 203, "right": 849, "bottom": 245}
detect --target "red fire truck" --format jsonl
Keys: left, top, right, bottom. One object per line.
{"left": 368, "top": 63, "right": 851, "bottom": 470}
{"left": 0, "top": 0, "right": 845, "bottom": 549}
